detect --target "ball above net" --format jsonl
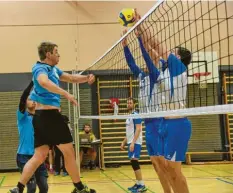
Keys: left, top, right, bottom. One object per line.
{"left": 118, "top": 8, "right": 136, "bottom": 27}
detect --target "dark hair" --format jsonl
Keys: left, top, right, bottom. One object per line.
{"left": 83, "top": 123, "right": 91, "bottom": 129}
{"left": 38, "top": 42, "right": 57, "bottom": 61}
{"left": 127, "top": 97, "right": 136, "bottom": 104}
{"left": 175, "top": 46, "right": 192, "bottom": 66}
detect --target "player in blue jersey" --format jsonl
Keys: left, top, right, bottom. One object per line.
{"left": 9, "top": 42, "right": 95, "bottom": 193}
{"left": 122, "top": 30, "right": 172, "bottom": 193}
{"left": 135, "top": 10, "right": 192, "bottom": 193}
{"left": 15, "top": 81, "right": 48, "bottom": 193}
{"left": 120, "top": 97, "right": 147, "bottom": 193}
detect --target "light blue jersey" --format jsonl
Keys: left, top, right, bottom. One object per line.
{"left": 30, "top": 62, "right": 63, "bottom": 107}
{"left": 17, "top": 110, "right": 34, "bottom": 155}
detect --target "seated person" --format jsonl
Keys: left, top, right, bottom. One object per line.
{"left": 79, "top": 124, "right": 97, "bottom": 170}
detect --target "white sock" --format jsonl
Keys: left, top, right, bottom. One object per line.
{"left": 137, "top": 180, "right": 144, "bottom": 186}
{"left": 50, "top": 164, "right": 53, "bottom": 169}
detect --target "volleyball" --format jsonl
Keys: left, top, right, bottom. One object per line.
{"left": 118, "top": 8, "right": 136, "bottom": 27}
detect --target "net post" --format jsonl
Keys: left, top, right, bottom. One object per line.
{"left": 223, "top": 73, "right": 231, "bottom": 159}
{"left": 97, "top": 78, "right": 105, "bottom": 170}
{"left": 72, "top": 70, "right": 81, "bottom": 176}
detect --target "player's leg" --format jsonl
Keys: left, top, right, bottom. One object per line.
{"left": 35, "top": 163, "right": 48, "bottom": 193}
{"left": 57, "top": 143, "right": 97, "bottom": 193}
{"left": 128, "top": 144, "right": 147, "bottom": 193}
{"left": 145, "top": 119, "right": 172, "bottom": 193}
{"left": 61, "top": 154, "right": 68, "bottom": 176}
{"left": 9, "top": 146, "right": 49, "bottom": 193}
{"left": 54, "top": 146, "right": 62, "bottom": 175}
{"left": 16, "top": 155, "right": 37, "bottom": 193}
{"left": 79, "top": 148, "right": 84, "bottom": 166}
{"left": 87, "top": 148, "right": 97, "bottom": 170}
{"left": 163, "top": 118, "right": 192, "bottom": 193}
{"left": 150, "top": 156, "right": 172, "bottom": 193}
{"left": 48, "top": 149, "right": 54, "bottom": 173}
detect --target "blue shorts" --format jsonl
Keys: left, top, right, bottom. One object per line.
{"left": 145, "top": 118, "right": 163, "bottom": 157}
{"left": 158, "top": 118, "right": 192, "bottom": 162}
{"left": 128, "top": 143, "right": 142, "bottom": 159}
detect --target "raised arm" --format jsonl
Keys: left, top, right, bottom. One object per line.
{"left": 19, "top": 81, "right": 34, "bottom": 114}
{"left": 34, "top": 66, "right": 77, "bottom": 106}
{"left": 138, "top": 36, "right": 160, "bottom": 83}
{"left": 134, "top": 9, "right": 169, "bottom": 61}
{"left": 122, "top": 30, "right": 144, "bottom": 78}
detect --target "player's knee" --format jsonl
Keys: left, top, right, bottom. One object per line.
{"left": 131, "top": 159, "right": 140, "bottom": 171}
{"left": 34, "top": 147, "right": 49, "bottom": 164}
{"left": 166, "top": 164, "right": 181, "bottom": 180}
{"left": 60, "top": 145, "right": 75, "bottom": 159}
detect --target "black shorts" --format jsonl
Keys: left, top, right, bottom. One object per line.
{"left": 33, "top": 109, "right": 73, "bottom": 148}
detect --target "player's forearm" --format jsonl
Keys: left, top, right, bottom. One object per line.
{"left": 70, "top": 74, "right": 89, "bottom": 84}
{"left": 39, "top": 79, "right": 68, "bottom": 96}
{"left": 19, "top": 81, "right": 34, "bottom": 113}
{"left": 124, "top": 46, "right": 141, "bottom": 77}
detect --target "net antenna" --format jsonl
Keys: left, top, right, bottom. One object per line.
{"left": 193, "top": 72, "right": 211, "bottom": 89}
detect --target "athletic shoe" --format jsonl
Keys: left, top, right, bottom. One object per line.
{"left": 71, "top": 185, "right": 96, "bottom": 193}
{"left": 8, "top": 187, "right": 20, "bottom": 193}
{"left": 128, "top": 184, "right": 138, "bottom": 191}
{"left": 62, "top": 172, "right": 69, "bottom": 177}
{"left": 131, "top": 185, "right": 147, "bottom": 193}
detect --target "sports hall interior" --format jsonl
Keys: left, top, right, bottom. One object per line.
{"left": 0, "top": 1, "right": 232, "bottom": 193}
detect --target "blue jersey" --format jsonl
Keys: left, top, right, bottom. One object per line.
{"left": 158, "top": 54, "right": 187, "bottom": 110}
{"left": 30, "top": 62, "right": 63, "bottom": 107}
{"left": 124, "top": 37, "right": 162, "bottom": 113}
{"left": 17, "top": 110, "right": 34, "bottom": 155}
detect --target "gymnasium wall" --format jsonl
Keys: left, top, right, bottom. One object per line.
{"left": 0, "top": 1, "right": 155, "bottom": 73}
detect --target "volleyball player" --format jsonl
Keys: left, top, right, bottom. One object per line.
{"left": 120, "top": 97, "right": 146, "bottom": 192}
{"left": 122, "top": 30, "right": 172, "bottom": 193}
{"left": 135, "top": 10, "right": 192, "bottom": 193}
{"left": 15, "top": 81, "right": 48, "bottom": 193}
{"left": 9, "top": 42, "right": 96, "bottom": 193}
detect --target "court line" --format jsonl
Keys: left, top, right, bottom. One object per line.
{"left": 101, "top": 171, "right": 128, "bottom": 192}
{"left": 207, "top": 166, "right": 233, "bottom": 175}
{"left": 0, "top": 176, "right": 6, "bottom": 187}
{"left": 216, "top": 178, "right": 233, "bottom": 186}
{"left": 118, "top": 170, "right": 155, "bottom": 193}
{"left": 192, "top": 166, "right": 219, "bottom": 176}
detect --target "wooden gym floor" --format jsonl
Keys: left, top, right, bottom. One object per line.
{"left": 0, "top": 164, "right": 233, "bottom": 193}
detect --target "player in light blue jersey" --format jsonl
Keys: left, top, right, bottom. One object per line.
{"left": 120, "top": 97, "right": 146, "bottom": 193}
{"left": 135, "top": 10, "right": 192, "bottom": 193}
{"left": 122, "top": 30, "right": 172, "bottom": 193}
{"left": 15, "top": 81, "right": 48, "bottom": 193}
{"left": 9, "top": 42, "right": 96, "bottom": 193}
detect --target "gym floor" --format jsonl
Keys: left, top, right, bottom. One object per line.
{"left": 0, "top": 164, "right": 233, "bottom": 193}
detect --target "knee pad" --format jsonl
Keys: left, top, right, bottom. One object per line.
{"left": 131, "top": 159, "right": 140, "bottom": 171}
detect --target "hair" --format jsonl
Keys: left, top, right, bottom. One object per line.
{"left": 83, "top": 123, "right": 91, "bottom": 129}
{"left": 38, "top": 42, "right": 57, "bottom": 61}
{"left": 127, "top": 97, "right": 136, "bottom": 104}
{"left": 175, "top": 46, "right": 192, "bottom": 66}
